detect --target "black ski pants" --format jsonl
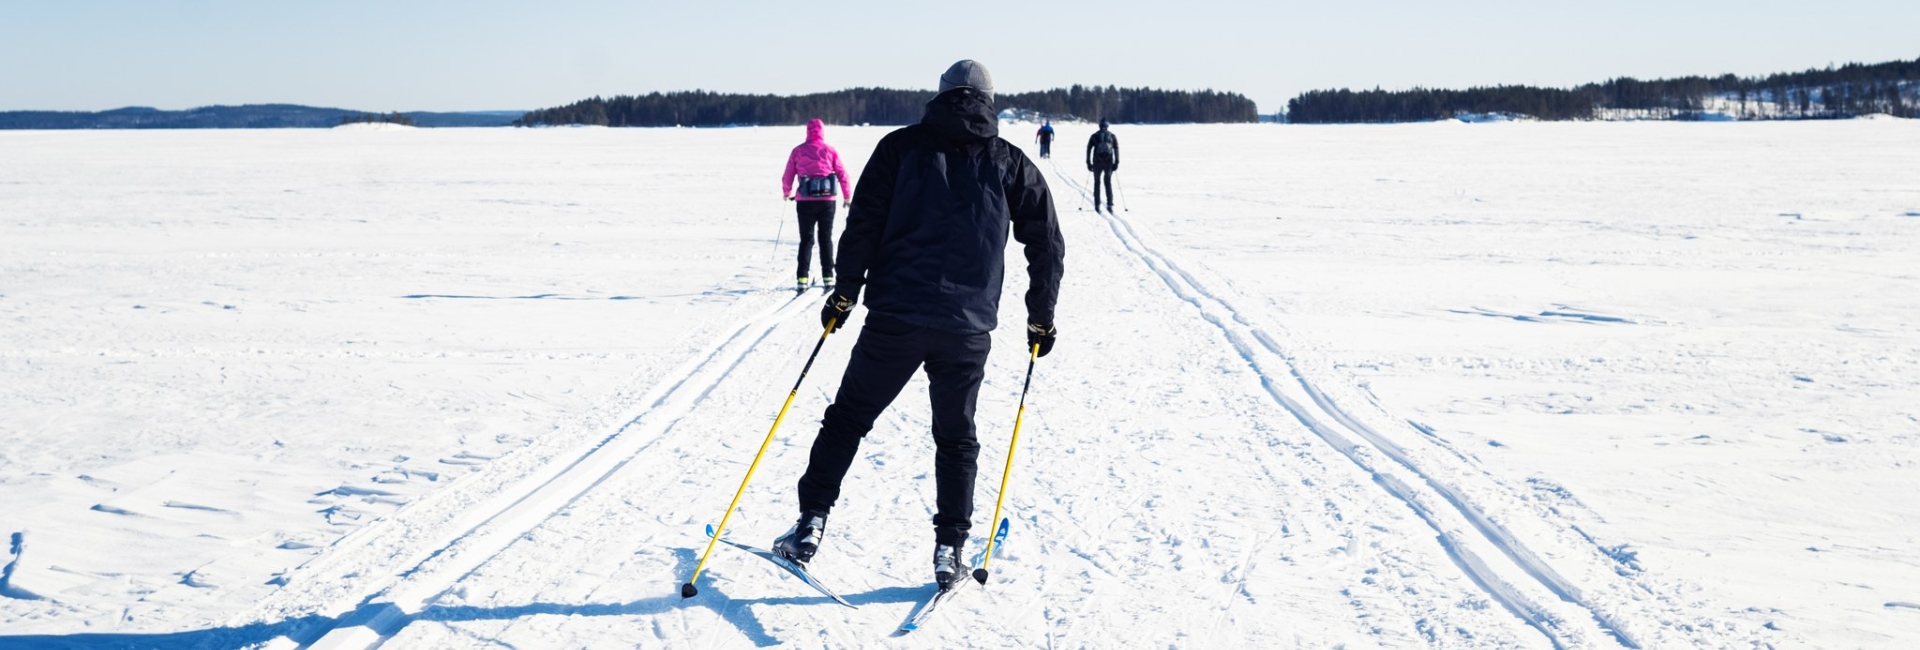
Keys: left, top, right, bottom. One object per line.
{"left": 1092, "top": 167, "right": 1115, "bottom": 209}
{"left": 797, "top": 314, "right": 991, "bottom": 547}
{"left": 796, "top": 200, "right": 836, "bottom": 280}
{"left": 1038, "top": 139, "right": 1052, "bottom": 158}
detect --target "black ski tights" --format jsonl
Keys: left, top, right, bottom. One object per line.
{"left": 796, "top": 201, "right": 836, "bottom": 279}
{"left": 796, "top": 315, "right": 990, "bottom": 547}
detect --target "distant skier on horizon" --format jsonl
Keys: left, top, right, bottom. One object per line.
{"left": 782, "top": 118, "right": 853, "bottom": 289}
{"left": 1086, "top": 117, "right": 1119, "bottom": 212}
{"left": 1035, "top": 120, "right": 1055, "bottom": 158}
{"left": 773, "top": 59, "right": 1065, "bottom": 591}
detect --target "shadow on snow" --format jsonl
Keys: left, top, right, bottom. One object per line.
{"left": 0, "top": 548, "right": 929, "bottom": 649}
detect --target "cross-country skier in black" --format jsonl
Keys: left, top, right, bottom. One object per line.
{"left": 1035, "top": 120, "right": 1055, "bottom": 158}
{"left": 773, "top": 59, "right": 1065, "bottom": 590}
{"left": 1086, "top": 117, "right": 1119, "bottom": 213}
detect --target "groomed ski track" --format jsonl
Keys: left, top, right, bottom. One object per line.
{"left": 221, "top": 144, "right": 1772, "bottom": 649}
{"left": 239, "top": 288, "right": 824, "bottom": 648}
{"left": 1048, "top": 158, "right": 1760, "bottom": 650}
{"left": 1051, "top": 161, "right": 1619, "bottom": 648}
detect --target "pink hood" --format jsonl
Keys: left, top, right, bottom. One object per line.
{"left": 783, "top": 119, "right": 852, "bottom": 201}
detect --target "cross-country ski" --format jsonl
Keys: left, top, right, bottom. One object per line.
{"left": 704, "top": 525, "right": 857, "bottom": 608}
{"left": 898, "top": 520, "right": 1006, "bottom": 634}
{"left": 896, "top": 578, "right": 976, "bottom": 634}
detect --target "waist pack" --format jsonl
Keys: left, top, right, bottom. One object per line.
{"left": 799, "top": 175, "right": 837, "bottom": 198}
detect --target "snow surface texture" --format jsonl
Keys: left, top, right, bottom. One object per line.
{"left": 2, "top": 121, "right": 1917, "bottom": 648}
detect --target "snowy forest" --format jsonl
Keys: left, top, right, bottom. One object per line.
{"left": 1286, "top": 57, "right": 1920, "bottom": 122}
{"left": 513, "top": 85, "right": 1259, "bottom": 127}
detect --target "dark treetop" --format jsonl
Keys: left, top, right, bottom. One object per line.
{"left": 1286, "top": 57, "right": 1920, "bottom": 123}
{"left": 515, "top": 85, "right": 1258, "bottom": 127}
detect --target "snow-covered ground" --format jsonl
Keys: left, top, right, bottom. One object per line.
{"left": 2, "top": 120, "right": 1917, "bottom": 649}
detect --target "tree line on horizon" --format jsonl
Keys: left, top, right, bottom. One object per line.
{"left": 513, "top": 85, "right": 1258, "bottom": 127}
{"left": 1286, "top": 57, "right": 1920, "bottom": 123}
{"left": 0, "top": 105, "right": 516, "bottom": 129}
{"left": 340, "top": 111, "right": 415, "bottom": 126}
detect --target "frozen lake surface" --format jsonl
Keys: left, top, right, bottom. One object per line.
{"left": 2, "top": 120, "right": 1917, "bottom": 648}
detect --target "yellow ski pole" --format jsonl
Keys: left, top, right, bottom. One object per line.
{"left": 973, "top": 342, "right": 1040, "bottom": 585}
{"left": 682, "top": 318, "right": 837, "bottom": 598}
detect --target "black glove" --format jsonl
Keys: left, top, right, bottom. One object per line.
{"left": 821, "top": 293, "right": 855, "bottom": 333}
{"left": 1026, "top": 323, "right": 1057, "bottom": 358}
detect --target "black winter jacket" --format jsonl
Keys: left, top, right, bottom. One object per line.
{"left": 836, "top": 90, "right": 1065, "bottom": 334}
{"left": 1086, "top": 129, "right": 1120, "bottom": 170}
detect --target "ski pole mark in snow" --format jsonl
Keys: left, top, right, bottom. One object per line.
{"left": 264, "top": 288, "right": 816, "bottom": 649}
{"left": 2, "top": 533, "right": 40, "bottom": 601}
{"left": 1054, "top": 164, "right": 1643, "bottom": 649}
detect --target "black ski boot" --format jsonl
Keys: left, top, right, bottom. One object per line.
{"left": 772, "top": 510, "right": 828, "bottom": 565}
{"left": 933, "top": 543, "right": 969, "bottom": 590}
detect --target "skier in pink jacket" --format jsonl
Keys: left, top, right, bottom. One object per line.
{"left": 782, "top": 119, "right": 853, "bottom": 288}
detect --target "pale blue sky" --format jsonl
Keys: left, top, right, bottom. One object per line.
{"left": 3, "top": 0, "right": 1916, "bottom": 114}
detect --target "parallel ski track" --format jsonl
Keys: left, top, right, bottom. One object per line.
{"left": 1045, "top": 158, "right": 1638, "bottom": 650}
{"left": 287, "top": 287, "right": 818, "bottom": 650}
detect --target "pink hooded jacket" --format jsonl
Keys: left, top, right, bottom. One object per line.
{"left": 782, "top": 119, "right": 852, "bottom": 202}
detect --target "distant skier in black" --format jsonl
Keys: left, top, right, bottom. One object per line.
{"left": 1086, "top": 118, "right": 1119, "bottom": 212}
{"left": 1035, "top": 120, "right": 1055, "bottom": 158}
{"left": 773, "top": 59, "right": 1065, "bottom": 590}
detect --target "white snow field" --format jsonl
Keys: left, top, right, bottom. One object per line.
{"left": 2, "top": 120, "right": 1917, "bottom": 649}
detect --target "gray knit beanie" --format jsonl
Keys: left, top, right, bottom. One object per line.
{"left": 938, "top": 60, "right": 994, "bottom": 103}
